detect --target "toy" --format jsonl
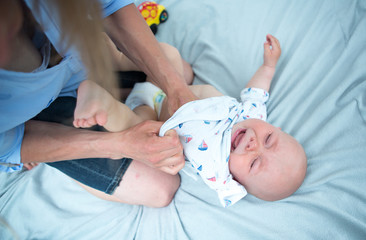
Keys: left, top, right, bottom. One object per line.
{"left": 137, "top": 1, "right": 168, "bottom": 34}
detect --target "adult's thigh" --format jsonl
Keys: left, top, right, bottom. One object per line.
{"left": 78, "top": 160, "right": 181, "bottom": 208}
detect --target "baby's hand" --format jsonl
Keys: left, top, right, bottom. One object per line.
{"left": 263, "top": 34, "right": 281, "bottom": 68}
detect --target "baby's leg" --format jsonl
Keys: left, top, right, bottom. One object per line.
{"left": 133, "top": 105, "right": 158, "bottom": 121}
{"left": 74, "top": 80, "right": 144, "bottom": 132}
{"left": 159, "top": 84, "right": 224, "bottom": 121}
{"left": 158, "top": 43, "right": 194, "bottom": 85}
{"left": 189, "top": 84, "right": 224, "bottom": 99}
{"left": 105, "top": 34, "right": 194, "bottom": 85}
{"left": 129, "top": 83, "right": 224, "bottom": 122}
{"left": 123, "top": 82, "right": 223, "bottom": 123}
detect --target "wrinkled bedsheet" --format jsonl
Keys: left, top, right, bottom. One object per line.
{"left": 1, "top": 0, "right": 366, "bottom": 239}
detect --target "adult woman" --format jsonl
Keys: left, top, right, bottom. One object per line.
{"left": 0, "top": 0, "right": 196, "bottom": 207}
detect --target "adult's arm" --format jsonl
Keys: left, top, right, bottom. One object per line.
{"left": 103, "top": 3, "right": 197, "bottom": 114}
{"left": 21, "top": 120, "right": 184, "bottom": 174}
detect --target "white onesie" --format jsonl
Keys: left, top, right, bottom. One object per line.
{"left": 159, "top": 87, "right": 269, "bottom": 207}
{"left": 126, "top": 83, "right": 269, "bottom": 207}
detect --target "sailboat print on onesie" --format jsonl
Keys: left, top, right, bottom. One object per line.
{"left": 183, "top": 134, "right": 193, "bottom": 143}
{"left": 198, "top": 140, "right": 208, "bottom": 151}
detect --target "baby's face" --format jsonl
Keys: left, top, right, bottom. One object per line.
{"left": 229, "top": 119, "right": 307, "bottom": 201}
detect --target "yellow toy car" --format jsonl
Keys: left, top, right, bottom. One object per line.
{"left": 137, "top": 1, "right": 168, "bottom": 34}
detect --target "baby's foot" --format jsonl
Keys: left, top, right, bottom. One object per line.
{"left": 73, "top": 80, "right": 113, "bottom": 129}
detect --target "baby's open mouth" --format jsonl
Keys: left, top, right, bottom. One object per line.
{"left": 231, "top": 129, "right": 246, "bottom": 151}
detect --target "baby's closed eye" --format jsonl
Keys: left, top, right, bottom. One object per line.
{"left": 265, "top": 133, "right": 272, "bottom": 146}
{"left": 250, "top": 157, "right": 261, "bottom": 172}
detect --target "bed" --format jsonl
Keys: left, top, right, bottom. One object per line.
{"left": 1, "top": 0, "right": 366, "bottom": 239}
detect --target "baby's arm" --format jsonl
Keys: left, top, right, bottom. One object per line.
{"left": 245, "top": 34, "right": 281, "bottom": 92}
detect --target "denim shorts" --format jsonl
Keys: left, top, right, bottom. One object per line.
{"left": 33, "top": 97, "right": 132, "bottom": 194}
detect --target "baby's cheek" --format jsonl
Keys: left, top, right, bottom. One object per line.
{"left": 229, "top": 157, "right": 248, "bottom": 186}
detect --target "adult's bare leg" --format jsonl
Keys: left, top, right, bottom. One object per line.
{"left": 78, "top": 160, "right": 180, "bottom": 208}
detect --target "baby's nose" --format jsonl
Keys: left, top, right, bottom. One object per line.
{"left": 246, "top": 138, "right": 257, "bottom": 151}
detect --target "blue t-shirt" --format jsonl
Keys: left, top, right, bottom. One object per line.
{"left": 0, "top": 0, "right": 134, "bottom": 172}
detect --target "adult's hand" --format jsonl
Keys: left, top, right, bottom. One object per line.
{"left": 165, "top": 84, "right": 198, "bottom": 116}
{"left": 22, "top": 120, "right": 184, "bottom": 175}
{"left": 114, "top": 120, "right": 185, "bottom": 175}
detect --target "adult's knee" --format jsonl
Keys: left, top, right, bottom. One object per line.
{"left": 151, "top": 174, "right": 181, "bottom": 208}
{"left": 112, "top": 161, "right": 182, "bottom": 208}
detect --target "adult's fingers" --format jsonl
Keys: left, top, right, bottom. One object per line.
{"left": 126, "top": 121, "right": 183, "bottom": 166}
{"left": 23, "top": 162, "right": 39, "bottom": 171}
{"left": 158, "top": 129, "right": 183, "bottom": 155}
{"left": 163, "top": 129, "right": 179, "bottom": 140}
{"left": 159, "top": 159, "right": 185, "bottom": 175}
{"left": 156, "top": 129, "right": 184, "bottom": 164}
{"left": 152, "top": 146, "right": 185, "bottom": 168}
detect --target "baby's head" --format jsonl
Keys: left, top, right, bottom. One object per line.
{"left": 229, "top": 119, "right": 307, "bottom": 201}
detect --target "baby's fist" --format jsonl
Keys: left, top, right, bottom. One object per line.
{"left": 263, "top": 34, "right": 281, "bottom": 68}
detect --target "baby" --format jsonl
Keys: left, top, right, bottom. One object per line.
{"left": 74, "top": 34, "right": 307, "bottom": 207}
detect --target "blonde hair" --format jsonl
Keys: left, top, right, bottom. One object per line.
{"left": 35, "top": 0, "right": 118, "bottom": 97}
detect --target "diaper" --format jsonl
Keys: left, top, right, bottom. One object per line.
{"left": 125, "top": 82, "right": 166, "bottom": 116}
